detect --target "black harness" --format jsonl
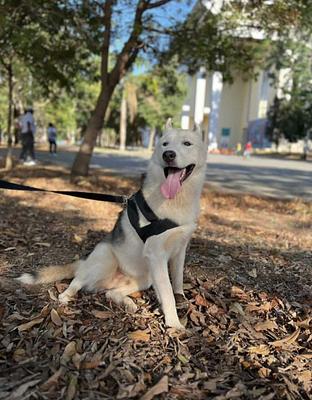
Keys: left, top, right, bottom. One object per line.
{"left": 127, "top": 190, "right": 178, "bottom": 243}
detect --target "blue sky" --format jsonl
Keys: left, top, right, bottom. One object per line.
{"left": 111, "top": 1, "right": 197, "bottom": 75}
{"left": 133, "top": 0, "right": 197, "bottom": 74}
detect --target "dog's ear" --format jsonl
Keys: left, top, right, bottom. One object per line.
{"left": 194, "top": 123, "right": 208, "bottom": 144}
{"left": 165, "top": 118, "right": 173, "bottom": 130}
{"left": 193, "top": 123, "right": 201, "bottom": 135}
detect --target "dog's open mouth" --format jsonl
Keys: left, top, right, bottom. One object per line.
{"left": 161, "top": 164, "right": 195, "bottom": 200}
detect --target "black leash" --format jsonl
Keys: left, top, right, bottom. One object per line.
{"left": 0, "top": 179, "right": 180, "bottom": 241}
{"left": 0, "top": 179, "right": 126, "bottom": 204}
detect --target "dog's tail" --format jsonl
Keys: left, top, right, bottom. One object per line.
{"left": 16, "top": 262, "right": 78, "bottom": 285}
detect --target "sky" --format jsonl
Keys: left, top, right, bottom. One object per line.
{"left": 132, "top": 0, "right": 197, "bottom": 74}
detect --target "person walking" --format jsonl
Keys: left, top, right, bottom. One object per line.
{"left": 47, "top": 123, "right": 57, "bottom": 155}
{"left": 19, "top": 107, "right": 36, "bottom": 165}
{"left": 243, "top": 141, "right": 253, "bottom": 159}
{"left": 236, "top": 142, "right": 242, "bottom": 155}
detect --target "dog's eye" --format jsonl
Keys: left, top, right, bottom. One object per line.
{"left": 162, "top": 142, "right": 169, "bottom": 147}
{"left": 183, "top": 141, "right": 192, "bottom": 146}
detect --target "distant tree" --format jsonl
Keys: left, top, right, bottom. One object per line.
{"left": 137, "top": 60, "right": 186, "bottom": 149}
{"left": 70, "top": 0, "right": 187, "bottom": 178}
{"left": 164, "top": 1, "right": 312, "bottom": 82}
{"left": 0, "top": 0, "right": 88, "bottom": 168}
{"left": 266, "top": 36, "right": 312, "bottom": 148}
{"left": 119, "top": 78, "right": 138, "bottom": 150}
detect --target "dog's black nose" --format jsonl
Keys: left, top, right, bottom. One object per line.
{"left": 163, "top": 150, "right": 176, "bottom": 163}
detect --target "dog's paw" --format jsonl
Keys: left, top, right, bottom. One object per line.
{"left": 58, "top": 292, "right": 71, "bottom": 304}
{"left": 174, "top": 293, "right": 189, "bottom": 309}
{"left": 165, "top": 318, "right": 186, "bottom": 331}
{"left": 124, "top": 297, "right": 138, "bottom": 313}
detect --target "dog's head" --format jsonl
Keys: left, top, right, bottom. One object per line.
{"left": 151, "top": 120, "right": 207, "bottom": 200}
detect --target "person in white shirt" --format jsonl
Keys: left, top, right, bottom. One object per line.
{"left": 47, "top": 123, "right": 57, "bottom": 154}
{"left": 19, "top": 108, "right": 36, "bottom": 165}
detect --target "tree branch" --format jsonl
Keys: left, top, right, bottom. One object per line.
{"left": 101, "top": 0, "right": 114, "bottom": 84}
{"left": 142, "top": 25, "right": 174, "bottom": 35}
{"left": 110, "top": 0, "right": 146, "bottom": 85}
{"left": 146, "top": 0, "right": 173, "bottom": 9}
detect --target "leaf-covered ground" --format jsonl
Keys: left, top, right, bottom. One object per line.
{"left": 0, "top": 164, "right": 311, "bottom": 400}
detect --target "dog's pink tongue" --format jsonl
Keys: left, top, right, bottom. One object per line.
{"left": 161, "top": 169, "right": 182, "bottom": 199}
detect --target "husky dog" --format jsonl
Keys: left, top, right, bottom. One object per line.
{"left": 17, "top": 120, "right": 207, "bottom": 329}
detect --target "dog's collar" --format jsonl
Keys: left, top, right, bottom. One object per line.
{"left": 127, "top": 190, "right": 178, "bottom": 242}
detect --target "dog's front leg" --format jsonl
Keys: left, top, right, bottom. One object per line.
{"left": 148, "top": 255, "right": 183, "bottom": 329}
{"left": 170, "top": 242, "right": 187, "bottom": 296}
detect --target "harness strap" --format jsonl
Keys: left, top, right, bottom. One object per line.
{"left": 0, "top": 179, "right": 126, "bottom": 204}
{"left": 135, "top": 189, "right": 158, "bottom": 221}
{"left": 127, "top": 191, "right": 178, "bottom": 243}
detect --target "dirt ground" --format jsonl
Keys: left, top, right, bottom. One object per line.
{"left": 0, "top": 164, "right": 311, "bottom": 400}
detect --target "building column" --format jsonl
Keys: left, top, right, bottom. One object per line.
{"left": 208, "top": 71, "right": 223, "bottom": 150}
{"left": 194, "top": 67, "right": 207, "bottom": 125}
{"left": 181, "top": 104, "right": 190, "bottom": 129}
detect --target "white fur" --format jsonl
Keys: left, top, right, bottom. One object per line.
{"left": 19, "top": 127, "right": 207, "bottom": 329}
{"left": 16, "top": 273, "right": 35, "bottom": 285}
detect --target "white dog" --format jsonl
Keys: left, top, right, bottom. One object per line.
{"left": 17, "top": 120, "right": 207, "bottom": 329}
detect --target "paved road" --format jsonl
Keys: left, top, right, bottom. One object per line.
{"left": 1, "top": 146, "right": 311, "bottom": 200}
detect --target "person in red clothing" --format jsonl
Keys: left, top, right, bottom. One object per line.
{"left": 243, "top": 141, "right": 253, "bottom": 158}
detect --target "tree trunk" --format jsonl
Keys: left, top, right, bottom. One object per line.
{"left": 5, "top": 63, "right": 14, "bottom": 171}
{"left": 71, "top": 87, "right": 113, "bottom": 178}
{"left": 148, "top": 127, "right": 156, "bottom": 151}
{"left": 70, "top": 0, "right": 171, "bottom": 177}
{"left": 119, "top": 88, "right": 127, "bottom": 151}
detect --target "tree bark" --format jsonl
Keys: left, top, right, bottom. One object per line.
{"left": 5, "top": 63, "right": 14, "bottom": 171}
{"left": 148, "top": 127, "right": 156, "bottom": 151}
{"left": 71, "top": 87, "right": 113, "bottom": 177}
{"left": 119, "top": 87, "right": 127, "bottom": 151}
{"left": 70, "top": 0, "right": 173, "bottom": 178}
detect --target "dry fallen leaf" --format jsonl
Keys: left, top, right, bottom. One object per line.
{"left": 7, "top": 379, "right": 41, "bottom": 400}
{"left": 81, "top": 353, "right": 103, "bottom": 369}
{"left": 139, "top": 375, "right": 168, "bottom": 400}
{"left": 117, "top": 381, "right": 145, "bottom": 399}
{"left": 194, "top": 294, "right": 211, "bottom": 307}
{"left": 74, "top": 234, "right": 83, "bottom": 243}
{"left": 270, "top": 329, "right": 300, "bottom": 348}
{"left": 246, "top": 302, "right": 272, "bottom": 313}
{"left": 13, "top": 348, "right": 26, "bottom": 362}
{"left": 295, "top": 370, "right": 312, "bottom": 392}
{"left": 177, "top": 354, "right": 189, "bottom": 364}
{"left": 61, "top": 341, "right": 77, "bottom": 364}
{"left": 254, "top": 320, "right": 278, "bottom": 332}
{"left": 17, "top": 318, "right": 44, "bottom": 332}
{"left": 91, "top": 309, "right": 112, "bottom": 319}
{"left": 41, "top": 368, "right": 64, "bottom": 390}
{"left": 4, "top": 247, "right": 16, "bottom": 252}
{"left": 258, "top": 367, "right": 271, "bottom": 378}
{"left": 50, "top": 308, "right": 63, "bottom": 326}
{"left": 34, "top": 242, "right": 51, "bottom": 247}
{"left": 248, "top": 268, "right": 257, "bottom": 278}
{"left": 128, "top": 330, "right": 150, "bottom": 342}
{"left": 66, "top": 374, "right": 78, "bottom": 400}
{"left": 248, "top": 344, "right": 270, "bottom": 356}
{"left": 48, "top": 288, "right": 59, "bottom": 301}
{"left": 231, "top": 286, "right": 250, "bottom": 301}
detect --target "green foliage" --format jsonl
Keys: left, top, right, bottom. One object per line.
{"left": 266, "top": 28, "right": 312, "bottom": 143}
{"left": 137, "top": 59, "right": 187, "bottom": 130}
{"left": 165, "top": 1, "right": 312, "bottom": 83}
{"left": 164, "top": 2, "right": 271, "bottom": 82}
{"left": 0, "top": 56, "right": 101, "bottom": 140}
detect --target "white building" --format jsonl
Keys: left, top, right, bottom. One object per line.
{"left": 180, "top": 0, "right": 288, "bottom": 150}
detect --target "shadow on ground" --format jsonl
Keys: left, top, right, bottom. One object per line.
{"left": 0, "top": 168, "right": 311, "bottom": 399}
